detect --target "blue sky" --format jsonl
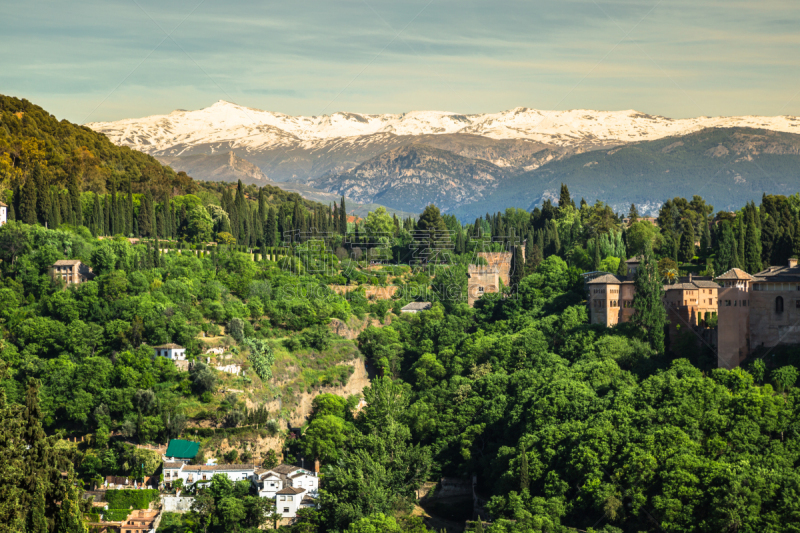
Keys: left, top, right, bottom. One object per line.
{"left": 4, "top": 0, "right": 800, "bottom": 123}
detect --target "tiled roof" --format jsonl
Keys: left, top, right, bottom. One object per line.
{"left": 716, "top": 268, "right": 753, "bottom": 280}
{"left": 587, "top": 274, "right": 622, "bottom": 285}
{"left": 276, "top": 486, "right": 306, "bottom": 495}
{"left": 752, "top": 265, "right": 800, "bottom": 281}
{"left": 53, "top": 259, "right": 82, "bottom": 266}
{"left": 163, "top": 462, "right": 184, "bottom": 469}
{"left": 401, "top": 302, "right": 432, "bottom": 311}
{"left": 0, "top": 201, "right": 7, "bottom": 207}
{"left": 182, "top": 464, "right": 256, "bottom": 472}
{"left": 165, "top": 439, "right": 200, "bottom": 459}
{"left": 154, "top": 343, "right": 184, "bottom": 349}
{"left": 271, "top": 464, "right": 303, "bottom": 475}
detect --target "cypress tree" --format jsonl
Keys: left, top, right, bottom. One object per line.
{"left": 510, "top": 245, "right": 524, "bottom": 291}
{"left": 593, "top": 240, "right": 601, "bottom": 270}
{"left": 33, "top": 165, "right": 50, "bottom": 225}
{"left": 340, "top": 197, "right": 346, "bottom": 235}
{"left": 20, "top": 173, "right": 38, "bottom": 224}
{"left": 678, "top": 220, "right": 695, "bottom": 262}
{"left": 69, "top": 173, "right": 82, "bottom": 226}
{"left": 737, "top": 216, "right": 746, "bottom": 269}
{"left": 745, "top": 220, "right": 763, "bottom": 273}
{"left": 265, "top": 207, "right": 277, "bottom": 246}
{"left": 137, "top": 192, "right": 150, "bottom": 237}
{"left": 104, "top": 195, "right": 111, "bottom": 235}
{"left": 474, "top": 517, "right": 484, "bottom": 533}
{"left": 632, "top": 245, "right": 667, "bottom": 353}
{"left": 59, "top": 190, "right": 71, "bottom": 226}
{"left": 617, "top": 257, "right": 629, "bottom": 277}
{"left": 700, "top": 216, "right": 712, "bottom": 252}
{"left": 46, "top": 190, "right": 58, "bottom": 229}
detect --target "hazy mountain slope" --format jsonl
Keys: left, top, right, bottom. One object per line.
{"left": 158, "top": 151, "right": 270, "bottom": 184}
{"left": 447, "top": 127, "right": 800, "bottom": 220}
{"left": 310, "top": 144, "right": 509, "bottom": 213}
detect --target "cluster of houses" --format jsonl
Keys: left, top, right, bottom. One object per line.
{"left": 162, "top": 440, "right": 318, "bottom": 521}
{"left": 587, "top": 257, "right": 800, "bottom": 368}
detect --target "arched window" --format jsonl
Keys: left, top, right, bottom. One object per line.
{"left": 776, "top": 296, "right": 784, "bottom": 313}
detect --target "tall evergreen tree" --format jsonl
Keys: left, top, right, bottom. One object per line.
{"left": 745, "top": 219, "right": 763, "bottom": 273}
{"left": 20, "top": 172, "right": 38, "bottom": 225}
{"left": 339, "top": 197, "right": 346, "bottom": 235}
{"left": 632, "top": 245, "right": 667, "bottom": 353}
{"left": 678, "top": 219, "right": 696, "bottom": 262}
{"left": 509, "top": 245, "right": 524, "bottom": 291}
{"left": 558, "top": 183, "right": 574, "bottom": 209}
{"left": 700, "top": 215, "right": 712, "bottom": 251}
{"left": 69, "top": 173, "right": 82, "bottom": 226}
{"left": 628, "top": 203, "right": 639, "bottom": 223}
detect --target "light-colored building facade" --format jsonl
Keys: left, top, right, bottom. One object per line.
{"left": 467, "top": 265, "right": 500, "bottom": 307}
{"left": 0, "top": 201, "right": 7, "bottom": 226}
{"left": 153, "top": 343, "right": 187, "bottom": 361}
{"left": 587, "top": 269, "right": 719, "bottom": 341}
{"left": 254, "top": 464, "right": 319, "bottom": 520}
{"left": 716, "top": 259, "right": 800, "bottom": 368}
{"left": 163, "top": 462, "right": 256, "bottom": 488}
{"left": 50, "top": 259, "right": 95, "bottom": 286}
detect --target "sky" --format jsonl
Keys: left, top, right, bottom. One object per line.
{"left": 4, "top": 0, "right": 800, "bottom": 124}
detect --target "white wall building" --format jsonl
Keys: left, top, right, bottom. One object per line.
{"left": 254, "top": 464, "right": 319, "bottom": 519}
{"left": 163, "top": 462, "right": 256, "bottom": 488}
{"left": 0, "top": 201, "right": 7, "bottom": 227}
{"left": 154, "top": 343, "right": 187, "bottom": 361}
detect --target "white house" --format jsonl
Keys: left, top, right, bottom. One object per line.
{"left": 0, "top": 201, "right": 7, "bottom": 227}
{"left": 154, "top": 343, "right": 187, "bottom": 361}
{"left": 275, "top": 487, "right": 309, "bottom": 518}
{"left": 163, "top": 462, "right": 256, "bottom": 488}
{"left": 255, "top": 464, "right": 319, "bottom": 519}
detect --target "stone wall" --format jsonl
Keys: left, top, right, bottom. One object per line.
{"left": 467, "top": 266, "right": 499, "bottom": 307}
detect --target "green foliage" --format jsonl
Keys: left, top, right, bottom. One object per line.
{"left": 243, "top": 338, "right": 275, "bottom": 380}
{"left": 105, "top": 489, "right": 159, "bottom": 510}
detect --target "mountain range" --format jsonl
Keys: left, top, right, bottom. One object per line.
{"left": 87, "top": 101, "right": 800, "bottom": 219}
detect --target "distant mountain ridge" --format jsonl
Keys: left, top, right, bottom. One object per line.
{"left": 86, "top": 101, "right": 800, "bottom": 220}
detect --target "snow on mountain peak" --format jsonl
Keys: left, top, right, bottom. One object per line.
{"left": 85, "top": 102, "right": 800, "bottom": 155}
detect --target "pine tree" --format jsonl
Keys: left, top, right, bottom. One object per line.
{"left": 474, "top": 516, "right": 484, "bottom": 533}
{"left": 558, "top": 183, "right": 573, "bottom": 209}
{"left": 632, "top": 245, "right": 667, "bottom": 353}
{"left": 628, "top": 203, "right": 639, "bottom": 223}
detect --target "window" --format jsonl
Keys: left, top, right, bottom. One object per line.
{"left": 776, "top": 296, "right": 784, "bottom": 313}
{"left": 796, "top": 299, "right": 800, "bottom": 309}
{"left": 280, "top": 496, "right": 286, "bottom": 501}
{"left": 288, "top": 496, "right": 293, "bottom": 501}
{"left": 478, "top": 286, "right": 484, "bottom": 293}
{"left": 725, "top": 300, "right": 731, "bottom": 306}
{"left": 284, "top": 508, "right": 289, "bottom": 513}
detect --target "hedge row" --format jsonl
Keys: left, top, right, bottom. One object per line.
{"left": 105, "top": 489, "right": 159, "bottom": 510}
{"left": 101, "top": 508, "right": 132, "bottom": 522}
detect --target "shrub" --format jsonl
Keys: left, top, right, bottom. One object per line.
{"left": 105, "top": 489, "right": 159, "bottom": 510}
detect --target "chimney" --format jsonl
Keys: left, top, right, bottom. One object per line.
{"left": 790, "top": 258, "right": 798, "bottom": 268}
{"left": 314, "top": 459, "right": 320, "bottom": 474}
{"left": 688, "top": 273, "right": 693, "bottom": 283}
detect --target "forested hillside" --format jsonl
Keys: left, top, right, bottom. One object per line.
{"left": 3, "top": 100, "right": 800, "bottom": 533}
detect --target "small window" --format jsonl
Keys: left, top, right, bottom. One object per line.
{"left": 283, "top": 507, "right": 289, "bottom": 513}
{"left": 280, "top": 496, "right": 286, "bottom": 501}
{"left": 725, "top": 300, "right": 731, "bottom": 306}
{"left": 796, "top": 300, "right": 800, "bottom": 309}
{"left": 776, "top": 296, "right": 784, "bottom": 313}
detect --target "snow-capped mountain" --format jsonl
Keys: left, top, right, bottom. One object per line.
{"left": 86, "top": 100, "right": 800, "bottom": 155}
